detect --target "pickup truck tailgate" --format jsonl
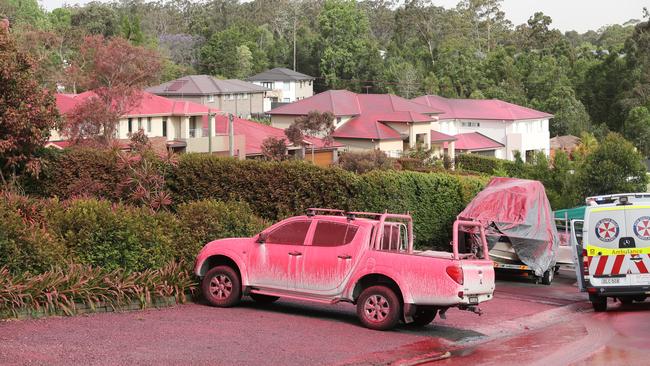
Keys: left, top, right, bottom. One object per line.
{"left": 460, "top": 260, "right": 495, "bottom": 295}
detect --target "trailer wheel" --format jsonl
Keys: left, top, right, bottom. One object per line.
{"left": 541, "top": 269, "right": 554, "bottom": 285}
{"left": 633, "top": 295, "right": 647, "bottom": 302}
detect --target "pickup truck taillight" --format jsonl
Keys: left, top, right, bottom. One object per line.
{"left": 446, "top": 265, "right": 464, "bottom": 285}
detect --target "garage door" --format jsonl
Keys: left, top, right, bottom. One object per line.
{"left": 307, "top": 151, "right": 334, "bottom": 167}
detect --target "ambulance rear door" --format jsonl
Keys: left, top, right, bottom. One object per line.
{"left": 585, "top": 205, "right": 627, "bottom": 287}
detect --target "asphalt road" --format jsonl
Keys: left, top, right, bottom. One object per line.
{"left": 0, "top": 270, "right": 647, "bottom": 366}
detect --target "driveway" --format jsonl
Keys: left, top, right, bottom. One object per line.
{"left": 1, "top": 270, "right": 642, "bottom": 366}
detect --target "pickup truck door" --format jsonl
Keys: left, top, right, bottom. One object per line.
{"left": 295, "top": 220, "right": 362, "bottom": 293}
{"left": 247, "top": 219, "right": 312, "bottom": 290}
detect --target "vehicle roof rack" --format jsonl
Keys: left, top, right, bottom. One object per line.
{"left": 305, "top": 208, "right": 346, "bottom": 217}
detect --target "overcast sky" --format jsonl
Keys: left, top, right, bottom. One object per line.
{"left": 39, "top": 0, "right": 647, "bottom": 33}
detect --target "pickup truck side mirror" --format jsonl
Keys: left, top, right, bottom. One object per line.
{"left": 256, "top": 232, "right": 267, "bottom": 244}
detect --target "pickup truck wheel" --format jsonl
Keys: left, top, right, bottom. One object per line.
{"left": 619, "top": 296, "right": 634, "bottom": 305}
{"left": 408, "top": 308, "right": 437, "bottom": 327}
{"left": 541, "top": 269, "right": 553, "bottom": 285}
{"left": 357, "top": 286, "right": 401, "bottom": 331}
{"left": 202, "top": 265, "right": 242, "bottom": 308}
{"left": 250, "top": 293, "right": 280, "bottom": 304}
{"left": 590, "top": 295, "right": 607, "bottom": 312}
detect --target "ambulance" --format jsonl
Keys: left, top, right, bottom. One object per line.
{"left": 571, "top": 193, "right": 650, "bottom": 311}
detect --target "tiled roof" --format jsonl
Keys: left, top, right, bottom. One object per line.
{"left": 430, "top": 130, "right": 457, "bottom": 142}
{"left": 413, "top": 95, "right": 553, "bottom": 121}
{"left": 247, "top": 67, "right": 315, "bottom": 82}
{"left": 550, "top": 135, "right": 581, "bottom": 150}
{"left": 453, "top": 132, "right": 504, "bottom": 151}
{"left": 56, "top": 91, "right": 213, "bottom": 117}
{"left": 210, "top": 116, "right": 341, "bottom": 155}
{"left": 269, "top": 90, "right": 442, "bottom": 117}
{"left": 146, "top": 75, "right": 269, "bottom": 95}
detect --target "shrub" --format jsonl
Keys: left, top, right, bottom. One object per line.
{"left": 338, "top": 150, "right": 394, "bottom": 173}
{"left": 455, "top": 154, "right": 516, "bottom": 175}
{"left": 29, "top": 148, "right": 123, "bottom": 200}
{"left": 174, "top": 200, "right": 268, "bottom": 263}
{"left": 46, "top": 199, "right": 176, "bottom": 271}
{"left": 0, "top": 195, "right": 67, "bottom": 274}
{"left": 0, "top": 262, "right": 196, "bottom": 318}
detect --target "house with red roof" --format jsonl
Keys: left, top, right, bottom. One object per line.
{"left": 52, "top": 91, "right": 340, "bottom": 166}
{"left": 413, "top": 95, "right": 553, "bottom": 162}
{"left": 268, "top": 90, "right": 442, "bottom": 157}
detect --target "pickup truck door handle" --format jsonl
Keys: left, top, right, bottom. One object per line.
{"left": 288, "top": 251, "right": 302, "bottom": 256}
{"left": 338, "top": 254, "right": 352, "bottom": 260}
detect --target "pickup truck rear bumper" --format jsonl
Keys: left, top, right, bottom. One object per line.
{"left": 458, "top": 293, "right": 493, "bottom": 305}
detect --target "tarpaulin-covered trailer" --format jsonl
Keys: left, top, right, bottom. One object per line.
{"left": 458, "top": 177, "right": 560, "bottom": 283}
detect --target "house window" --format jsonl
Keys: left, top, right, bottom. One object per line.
{"left": 147, "top": 117, "right": 152, "bottom": 133}
{"left": 242, "top": 93, "right": 248, "bottom": 100}
{"left": 162, "top": 117, "right": 167, "bottom": 137}
{"left": 207, "top": 95, "right": 214, "bottom": 102}
{"left": 237, "top": 93, "right": 248, "bottom": 100}
{"left": 189, "top": 117, "right": 197, "bottom": 138}
{"left": 128, "top": 118, "right": 133, "bottom": 134}
{"left": 283, "top": 81, "right": 290, "bottom": 91}
{"left": 461, "top": 122, "right": 480, "bottom": 128}
{"left": 226, "top": 94, "right": 234, "bottom": 100}
{"left": 309, "top": 80, "right": 312, "bottom": 86}
{"left": 283, "top": 98, "right": 290, "bottom": 102}
{"left": 138, "top": 117, "right": 143, "bottom": 130}
{"left": 262, "top": 82, "right": 274, "bottom": 89}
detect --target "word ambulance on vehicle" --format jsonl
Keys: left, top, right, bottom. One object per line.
{"left": 571, "top": 193, "right": 650, "bottom": 311}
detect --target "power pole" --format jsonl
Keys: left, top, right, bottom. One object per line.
{"left": 228, "top": 113, "right": 235, "bottom": 157}
{"left": 292, "top": 13, "right": 297, "bottom": 71}
{"left": 208, "top": 109, "right": 214, "bottom": 154}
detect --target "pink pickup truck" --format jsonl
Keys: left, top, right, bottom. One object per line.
{"left": 194, "top": 209, "right": 495, "bottom": 330}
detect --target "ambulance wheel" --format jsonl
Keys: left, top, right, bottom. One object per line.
{"left": 633, "top": 295, "right": 647, "bottom": 302}
{"left": 619, "top": 296, "right": 634, "bottom": 305}
{"left": 541, "top": 269, "right": 554, "bottom": 285}
{"left": 590, "top": 295, "right": 607, "bottom": 312}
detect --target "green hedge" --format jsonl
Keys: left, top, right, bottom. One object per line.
{"left": 169, "top": 154, "right": 486, "bottom": 248}
{"left": 23, "top": 149, "right": 487, "bottom": 251}
{"left": 0, "top": 196, "right": 265, "bottom": 274}
{"left": 456, "top": 154, "right": 510, "bottom": 175}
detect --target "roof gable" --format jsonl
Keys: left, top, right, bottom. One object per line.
{"left": 412, "top": 95, "right": 553, "bottom": 121}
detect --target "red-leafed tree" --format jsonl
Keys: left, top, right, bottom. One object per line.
{"left": 0, "top": 20, "right": 60, "bottom": 183}
{"left": 61, "top": 35, "right": 161, "bottom": 146}
{"left": 261, "top": 136, "right": 288, "bottom": 161}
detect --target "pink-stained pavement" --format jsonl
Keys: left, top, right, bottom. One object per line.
{"left": 1, "top": 271, "right": 647, "bottom": 366}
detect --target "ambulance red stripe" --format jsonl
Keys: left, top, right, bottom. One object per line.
{"left": 594, "top": 256, "right": 608, "bottom": 276}
{"left": 611, "top": 255, "right": 625, "bottom": 275}
{"left": 634, "top": 257, "right": 649, "bottom": 274}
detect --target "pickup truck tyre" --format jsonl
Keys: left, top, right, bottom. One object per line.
{"left": 357, "top": 286, "right": 401, "bottom": 331}
{"left": 590, "top": 295, "right": 607, "bottom": 312}
{"left": 541, "top": 269, "right": 554, "bottom": 285}
{"left": 408, "top": 308, "right": 437, "bottom": 327}
{"left": 250, "top": 293, "right": 280, "bottom": 304}
{"left": 202, "top": 265, "right": 242, "bottom": 308}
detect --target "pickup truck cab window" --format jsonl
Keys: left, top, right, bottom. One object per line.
{"left": 266, "top": 220, "right": 311, "bottom": 245}
{"left": 311, "top": 221, "right": 359, "bottom": 247}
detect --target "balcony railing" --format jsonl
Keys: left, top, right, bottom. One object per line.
{"left": 189, "top": 128, "right": 209, "bottom": 138}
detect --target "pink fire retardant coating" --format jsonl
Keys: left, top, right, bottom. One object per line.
{"left": 458, "top": 177, "right": 559, "bottom": 276}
